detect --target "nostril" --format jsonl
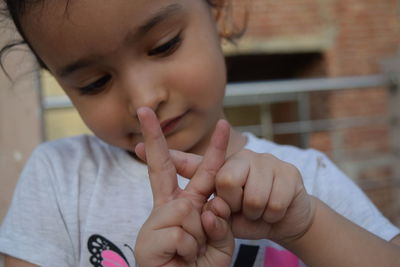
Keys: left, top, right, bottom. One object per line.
{"left": 128, "top": 104, "right": 137, "bottom": 118}
{"left": 124, "top": 83, "right": 168, "bottom": 117}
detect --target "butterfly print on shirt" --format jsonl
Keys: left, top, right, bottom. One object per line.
{"left": 87, "top": 234, "right": 134, "bottom": 267}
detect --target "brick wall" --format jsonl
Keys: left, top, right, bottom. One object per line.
{"left": 232, "top": 0, "right": 400, "bottom": 225}
{"left": 323, "top": 0, "right": 400, "bottom": 225}
{"left": 246, "top": 0, "right": 324, "bottom": 38}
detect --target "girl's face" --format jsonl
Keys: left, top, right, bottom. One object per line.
{"left": 22, "top": 0, "right": 227, "bottom": 154}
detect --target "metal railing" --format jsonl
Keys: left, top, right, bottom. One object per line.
{"left": 42, "top": 74, "right": 394, "bottom": 142}
{"left": 43, "top": 75, "right": 390, "bottom": 109}
{"left": 223, "top": 75, "right": 392, "bottom": 141}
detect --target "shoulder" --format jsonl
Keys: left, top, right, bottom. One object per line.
{"left": 30, "top": 134, "right": 121, "bottom": 168}
{"left": 23, "top": 134, "right": 145, "bottom": 190}
{"left": 20, "top": 135, "right": 117, "bottom": 187}
{"left": 34, "top": 134, "right": 107, "bottom": 159}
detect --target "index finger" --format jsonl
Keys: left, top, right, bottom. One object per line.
{"left": 137, "top": 107, "right": 178, "bottom": 207}
{"left": 185, "top": 119, "right": 230, "bottom": 197}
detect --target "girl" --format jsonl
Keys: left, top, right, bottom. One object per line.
{"left": 0, "top": 0, "right": 399, "bottom": 266}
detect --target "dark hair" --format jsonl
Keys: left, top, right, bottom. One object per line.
{"left": 0, "top": 0, "right": 248, "bottom": 73}
{"left": 1, "top": 0, "right": 47, "bottom": 70}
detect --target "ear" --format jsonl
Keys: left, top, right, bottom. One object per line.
{"left": 208, "top": 0, "right": 226, "bottom": 22}
{"left": 211, "top": 0, "right": 249, "bottom": 42}
{"left": 207, "top": 0, "right": 232, "bottom": 41}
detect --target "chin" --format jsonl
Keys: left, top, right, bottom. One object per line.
{"left": 169, "top": 132, "right": 207, "bottom": 155}
{"left": 96, "top": 134, "right": 136, "bottom": 152}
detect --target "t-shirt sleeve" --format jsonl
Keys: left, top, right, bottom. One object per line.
{"left": 0, "top": 146, "right": 75, "bottom": 267}
{"left": 308, "top": 152, "right": 400, "bottom": 241}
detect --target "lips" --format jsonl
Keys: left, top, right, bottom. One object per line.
{"left": 160, "top": 112, "right": 187, "bottom": 135}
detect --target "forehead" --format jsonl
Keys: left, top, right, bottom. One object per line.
{"left": 21, "top": 0, "right": 202, "bottom": 72}
{"left": 23, "top": 0, "right": 188, "bottom": 31}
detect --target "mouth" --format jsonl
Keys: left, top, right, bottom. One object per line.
{"left": 160, "top": 111, "right": 187, "bottom": 135}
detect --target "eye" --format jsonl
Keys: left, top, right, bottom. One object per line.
{"left": 78, "top": 75, "right": 111, "bottom": 95}
{"left": 148, "top": 31, "right": 182, "bottom": 57}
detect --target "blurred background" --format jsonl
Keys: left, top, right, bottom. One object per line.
{"left": 1, "top": 0, "right": 400, "bottom": 237}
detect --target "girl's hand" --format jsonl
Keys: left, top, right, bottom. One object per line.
{"left": 167, "top": 144, "right": 316, "bottom": 245}
{"left": 215, "top": 150, "right": 315, "bottom": 245}
{"left": 134, "top": 107, "right": 234, "bottom": 267}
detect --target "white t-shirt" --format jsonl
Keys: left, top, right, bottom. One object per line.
{"left": 0, "top": 133, "right": 398, "bottom": 267}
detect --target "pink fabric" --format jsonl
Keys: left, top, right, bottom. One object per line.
{"left": 101, "top": 250, "right": 129, "bottom": 267}
{"left": 264, "top": 247, "right": 299, "bottom": 267}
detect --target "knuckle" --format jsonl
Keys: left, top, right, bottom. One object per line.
{"left": 216, "top": 172, "right": 237, "bottom": 189}
{"left": 238, "top": 148, "right": 257, "bottom": 156}
{"left": 203, "top": 166, "right": 218, "bottom": 179}
{"left": 174, "top": 198, "right": 193, "bottom": 215}
{"left": 170, "top": 227, "right": 185, "bottom": 243}
{"left": 259, "top": 153, "right": 278, "bottom": 164}
{"left": 283, "top": 162, "right": 303, "bottom": 182}
{"left": 291, "top": 165, "right": 302, "bottom": 180}
{"left": 284, "top": 161, "right": 299, "bottom": 173}
{"left": 267, "top": 200, "right": 286, "bottom": 213}
{"left": 244, "top": 196, "right": 265, "bottom": 211}
{"left": 263, "top": 210, "right": 284, "bottom": 223}
{"left": 148, "top": 156, "right": 175, "bottom": 176}
{"left": 236, "top": 149, "right": 252, "bottom": 157}
{"left": 159, "top": 156, "right": 175, "bottom": 171}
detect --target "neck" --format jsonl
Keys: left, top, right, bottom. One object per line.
{"left": 188, "top": 125, "right": 247, "bottom": 157}
{"left": 226, "top": 128, "right": 247, "bottom": 157}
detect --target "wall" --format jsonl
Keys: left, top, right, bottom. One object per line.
{"left": 0, "top": 21, "right": 42, "bottom": 222}
{"left": 233, "top": 0, "right": 400, "bottom": 224}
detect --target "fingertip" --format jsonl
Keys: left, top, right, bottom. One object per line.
{"left": 137, "top": 107, "right": 158, "bottom": 126}
{"left": 220, "top": 119, "right": 232, "bottom": 135}
{"left": 212, "top": 120, "right": 230, "bottom": 150}
{"left": 202, "top": 209, "right": 235, "bottom": 255}
{"left": 136, "top": 106, "right": 151, "bottom": 115}
{"left": 201, "top": 210, "right": 218, "bottom": 231}
{"left": 134, "top": 142, "right": 144, "bottom": 152}
{"left": 210, "top": 196, "right": 231, "bottom": 220}
{"left": 136, "top": 107, "right": 146, "bottom": 124}
{"left": 217, "top": 119, "right": 230, "bottom": 130}
{"left": 202, "top": 210, "right": 229, "bottom": 242}
{"left": 134, "top": 142, "right": 146, "bottom": 161}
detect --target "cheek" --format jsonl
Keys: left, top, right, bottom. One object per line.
{"left": 70, "top": 96, "right": 125, "bottom": 136}
{"left": 170, "top": 49, "right": 226, "bottom": 104}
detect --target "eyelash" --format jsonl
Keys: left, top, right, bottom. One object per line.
{"left": 78, "top": 75, "right": 111, "bottom": 95}
{"left": 148, "top": 31, "right": 182, "bottom": 57}
{"left": 77, "top": 32, "right": 182, "bottom": 95}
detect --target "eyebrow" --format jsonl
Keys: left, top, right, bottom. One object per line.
{"left": 57, "top": 3, "right": 184, "bottom": 77}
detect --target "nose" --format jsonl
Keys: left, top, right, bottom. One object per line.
{"left": 121, "top": 69, "right": 168, "bottom": 116}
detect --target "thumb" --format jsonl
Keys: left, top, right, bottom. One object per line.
{"left": 201, "top": 197, "right": 234, "bottom": 254}
{"left": 170, "top": 149, "right": 202, "bottom": 178}
{"left": 135, "top": 142, "right": 203, "bottom": 179}
{"left": 134, "top": 142, "right": 146, "bottom": 162}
